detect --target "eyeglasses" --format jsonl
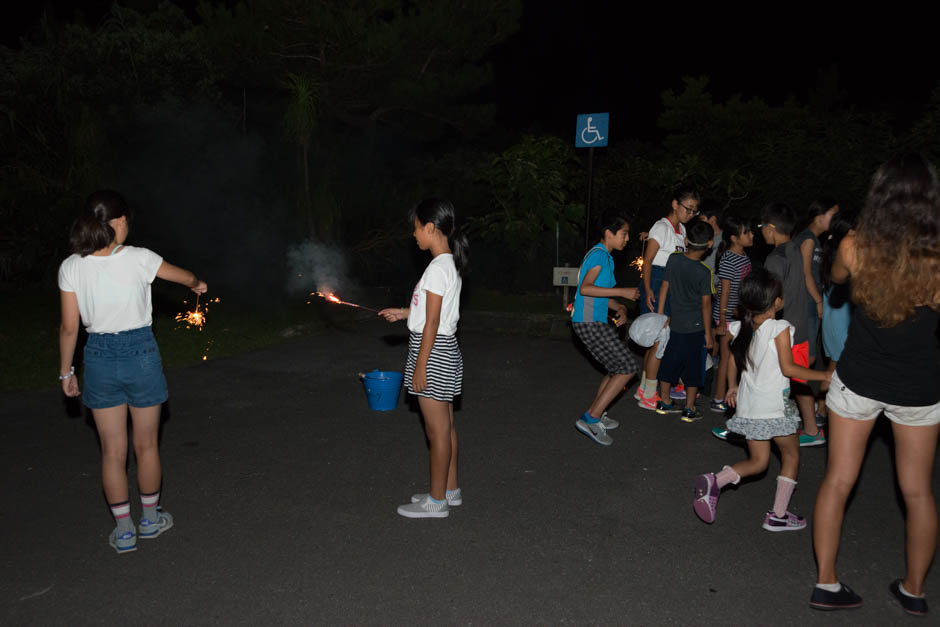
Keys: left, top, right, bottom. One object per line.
{"left": 678, "top": 201, "right": 699, "bottom": 216}
{"left": 758, "top": 223, "right": 776, "bottom": 229}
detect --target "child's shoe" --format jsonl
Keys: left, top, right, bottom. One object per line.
{"left": 108, "top": 528, "right": 137, "bottom": 554}
{"left": 397, "top": 495, "right": 449, "bottom": 518}
{"left": 670, "top": 383, "right": 687, "bottom": 400}
{"left": 693, "top": 473, "right": 720, "bottom": 523}
{"left": 809, "top": 583, "right": 863, "bottom": 611}
{"left": 655, "top": 400, "right": 682, "bottom": 414}
{"left": 636, "top": 388, "right": 660, "bottom": 410}
{"left": 889, "top": 578, "right": 928, "bottom": 616}
{"left": 799, "top": 428, "right": 827, "bottom": 447}
{"left": 711, "top": 427, "right": 730, "bottom": 440}
{"left": 137, "top": 507, "right": 174, "bottom": 539}
{"left": 681, "top": 407, "right": 703, "bottom": 422}
{"left": 762, "top": 510, "right": 807, "bottom": 532}
{"left": 411, "top": 488, "right": 462, "bottom": 506}
{"left": 575, "top": 417, "right": 613, "bottom": 446}
{"left": 599, "top": 411, "right": 619, "bottom": 430}
{"left": 710, "top": 399, "right": 729, "bottom": 412}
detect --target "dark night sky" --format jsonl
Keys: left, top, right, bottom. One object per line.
{"left": 5, "top": 1, "right": 938, "bottom": 142}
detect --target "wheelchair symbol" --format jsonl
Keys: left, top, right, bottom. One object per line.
{"left": 580, "top": 116, "right": 605, "bottom": 145}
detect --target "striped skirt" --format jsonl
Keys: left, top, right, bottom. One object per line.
{"left": 404, "top": 332, "right": 463, "bottom": 402}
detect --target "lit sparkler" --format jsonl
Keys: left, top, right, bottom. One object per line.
{"left": 175, "top": 295, "right": 220, "bottom": 363}
{"left": 311, "top": 291, "right": 381, "bottom": 313}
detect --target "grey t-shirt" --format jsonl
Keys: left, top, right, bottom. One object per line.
{"left": 663, "top": 253, "right": 713, "bottom": 333}
{"left": 791, "top": 229, "right": 822, "bottom": 293}
{"left": 764, "top": 241, "right": 809, "bottom": 344}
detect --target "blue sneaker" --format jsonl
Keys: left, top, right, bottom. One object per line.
{"left": 138, "top": 507, "right": 174, "bottom": 539}
{"left": 109, "top": 528, "right": 137, "bottom": 554}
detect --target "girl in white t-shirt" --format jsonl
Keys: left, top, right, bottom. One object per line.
{"left": 636, "top": 184, "right": 699, "bottom": 410}
{"left": 692, "top": 268, "right": 829, "bottom": 531}
{"left": 379, "top": 199, "right": 468, "bottom": 519}
{"left": 58, "top": 190, "right": 207, "bottom": 554}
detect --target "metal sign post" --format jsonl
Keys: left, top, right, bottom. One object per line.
{"left": 575, "top": 113, "right": 609, "bottom": 251}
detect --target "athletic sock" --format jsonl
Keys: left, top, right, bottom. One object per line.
{"left": 140, "top": 491, "right": 160, "bottom": 522}
{"left": 899, "top": 582, "right": 925, "bottom": 598}
{"left": 642, "top": 378, "right": 657, "bottom": 397}
{"left": 716, "top": 465, "right": 740, "bottom": 488}
{"left": 445, "top": 488, "right": 460, "bottom": 499}
{"left": 773, "top": 476, "right": 797, "bottom": 517}
{"left": 816, "top": 583, "right": 842, "bottom": 593}
{"left": 428, "top": 495, "right": 446, "bottom": 505}
{"left": 582, "top": 411, "right": 600, "bottom": 424}
{"left": 110, "top": 501, "right": 134, "bottom": 534}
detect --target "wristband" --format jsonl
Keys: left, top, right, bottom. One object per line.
{"left": 58, "top": 366, "right": 75, "bottom": 381}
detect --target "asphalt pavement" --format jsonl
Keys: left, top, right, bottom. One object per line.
{"left": 1, "top": 312, "right": 934, "bottom": 625}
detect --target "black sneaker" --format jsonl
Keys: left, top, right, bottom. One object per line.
{"left": 809, "top": 583, "right": 863, "bottom": 611}
{"left": 890, "top": 579, "right": 928, "bottom": 616}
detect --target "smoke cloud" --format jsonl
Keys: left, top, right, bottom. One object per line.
{"left": 286, "top": 240, "right": 350, "bottom": 295}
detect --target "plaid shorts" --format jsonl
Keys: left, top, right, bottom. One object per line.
{"left": 572, "top": 322, "right": 639, "bottom": 375}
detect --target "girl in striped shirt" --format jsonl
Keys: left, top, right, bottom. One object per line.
{"left": 710, "top": 214, "right": 754, "bottom": 416}
{"left": 380, "top": 199, "right": 469, "bottom": 519}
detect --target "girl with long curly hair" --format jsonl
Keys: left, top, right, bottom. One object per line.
{"left": 809, "top": 154, "right": 940, "bottom": 616}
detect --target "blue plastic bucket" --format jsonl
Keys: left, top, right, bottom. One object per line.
{"left": 361, "top": 370, "right": 403, "bottom": 411}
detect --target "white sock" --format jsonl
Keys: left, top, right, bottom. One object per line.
{"left": 815, "top": 583, "right": 842, "bottom": 593}
{"left": 899, "top": 582, "right": 925, "bottom": 598}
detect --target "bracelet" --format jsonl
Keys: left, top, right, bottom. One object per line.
{"left": 58, "top": 367, "right": 75, "bottom": 381}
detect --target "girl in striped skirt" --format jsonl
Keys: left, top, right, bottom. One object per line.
{"left": 380, "top": 199, "right": 469, "bottom": 518}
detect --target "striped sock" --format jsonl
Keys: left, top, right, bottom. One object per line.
{"left": 110, "top": 501, "right": 134, "bottom": 534}
{"left": 140, "top": 491, "right": 160, "bottom": 523}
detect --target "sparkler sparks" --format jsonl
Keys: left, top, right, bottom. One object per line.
{"left": 630, "top": 256, "right": 644, "bottom": 271}
{"left": 311, "top": 291, "right": 380, "bottom": 313}
{"left": 175, "top": 295, "right": 221, "bottom": 363}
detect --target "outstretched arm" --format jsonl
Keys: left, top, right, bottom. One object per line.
{"left": 774, "top": 330, "right": 831, "bottom": 382}
{"left": 156, "top": 261, "right": 207, "bottom": 294}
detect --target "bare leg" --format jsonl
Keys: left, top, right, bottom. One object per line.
{"left": 644, "top": 346, "right": 662, "bottom": 383}
{"left": 418, "top": 396, "right": 453, "bottom": 501}
{"left": 813, "top": 411, "right": 877, "bottom": 584}
{"left": 685, "top": 386, "right": 699, "bottom": 410}
{"left": 589, "top": 376, "right": 610, "bottom": 410}
{"left": 92, "top": 405, "right": 130, "bottom": 504}
{"left": 447, "top": 403, "right": 458, "bottom": 492}
{"left": 891, "top": 421, "right": 940, "bottom": 596}
{"left": 774, "top": 434, "right": 800, "bottom": 480}
{"left": 588, "top": 373, "right": 635, "bottom": 418}
{"left": 731, "top": 439, "right": 771, "bottom": 479}
{"left": 794, "top": 384, "right": 818, "bottom": 436}
{"left": 129, "top": 404, "right": 162, "bottom": 494}
{"left": 713, "top": 334, "right": 732, "bottom": 401}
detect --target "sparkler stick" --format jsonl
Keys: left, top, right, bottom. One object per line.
{"left": 312, "top": 291, "right": 381, "bottom": 313}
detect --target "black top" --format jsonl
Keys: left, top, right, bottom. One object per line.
{"left": 838, "top": 305, "right": 940, "bottom": 406}
{"left": 663, "top": 254, "right": 712, "bottom": 333}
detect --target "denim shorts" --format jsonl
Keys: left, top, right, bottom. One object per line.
{"left": 83, "top": 326, "right": 168, "bottom": 409}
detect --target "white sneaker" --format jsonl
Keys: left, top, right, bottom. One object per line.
{"left": 411, "top": 488, "right": 462, "bottom": 506}
{"left": 397, "top": 495, "right": 449, "bottom": 518}
{"left": 599, "top": 411, "right": 619, "bottom": 430}
{"left": 575, "top": 418, "right": 613, "bottom": 446}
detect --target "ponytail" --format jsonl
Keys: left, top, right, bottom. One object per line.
{"left": 69, "top": 190, "right": 129, "bottom": 256}
{"left": 448, "top": 228, "right": 470, "bottom": 276}
{"left": 730, "top": 310, "right": 755, "bottom": 373}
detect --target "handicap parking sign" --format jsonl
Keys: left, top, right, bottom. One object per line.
{"left": 575, "top": 113, "right": 609, "bottom": 148}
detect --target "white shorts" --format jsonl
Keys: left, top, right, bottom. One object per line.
{"left": 826, "top": 370, "right": 940, "bottom": 427}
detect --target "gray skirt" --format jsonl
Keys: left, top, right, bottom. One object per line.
{"left": 727, "top": 393, "right": 799, "bottom": 441}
